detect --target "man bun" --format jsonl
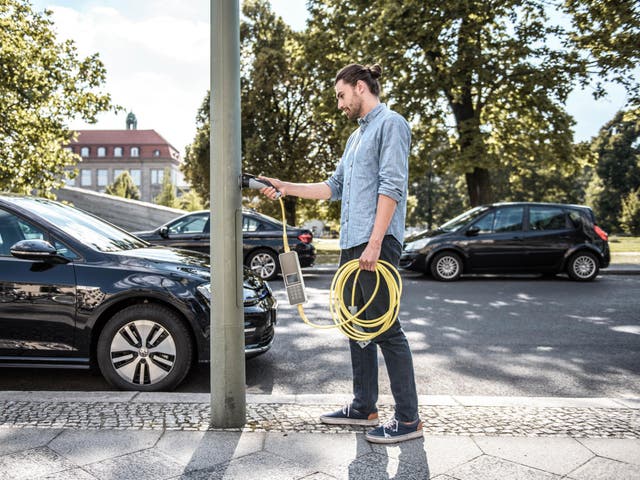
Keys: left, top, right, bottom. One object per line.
{"left": 335, "top": 63, "right": 383, "bottom": 96}
{"left": 367, "top": 64, "right": 382, "bottom": 79}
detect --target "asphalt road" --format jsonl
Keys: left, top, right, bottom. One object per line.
{"left": 2, "top": 272, "right": 639, "bottom": 397}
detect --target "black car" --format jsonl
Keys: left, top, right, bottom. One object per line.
{"left": 0, "top": 194, "right": 277, "bottom": 391}
{"left": 401, "top": 202, "right": 610, "bottom": 281}
{"left": 133, "top": 209, "right": 316, "bottom": 281}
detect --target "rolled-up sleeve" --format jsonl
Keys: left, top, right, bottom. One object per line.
{"left": 325, "top": 157, "right": 344, "bottom": 201}
{"left": 377, "top": 115, "right": 410, "bottom": 203}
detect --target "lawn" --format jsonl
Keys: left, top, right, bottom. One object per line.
{"left": 608, "top": 236, "right": 640, "bottom": 253}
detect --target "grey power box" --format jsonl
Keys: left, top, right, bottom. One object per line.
{"left": 279, "top": 251, "right": 307, "bottom": 305}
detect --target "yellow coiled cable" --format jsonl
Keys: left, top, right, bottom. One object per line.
{"left": 278, "top": 197, "right": 402, "bottom": 342}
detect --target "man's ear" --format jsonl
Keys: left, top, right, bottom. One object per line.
{"left": 355, "top": 79, "right": 366, "bottom": 94}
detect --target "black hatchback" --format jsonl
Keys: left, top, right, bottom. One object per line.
{"left": 401, "top": 202, "right": 610, "bottom": 281}
{"left": 0, "top": 195, "right": 277, "bottom": 391}
{"left": 133, "top": 209, "right": 316, "bottom": 281}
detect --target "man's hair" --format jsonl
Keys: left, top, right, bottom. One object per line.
{"left": 335, "top": 63, "right": 382, "bottom": 96}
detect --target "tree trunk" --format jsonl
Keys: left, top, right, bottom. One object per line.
{"left": 465, "top": 167, "right": 493, "bottom": 206}
{"left": 284, "top": 196, "right": 297, "bottom": 226}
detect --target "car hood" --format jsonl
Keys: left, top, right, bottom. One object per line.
{"left": 404, "top": 228, "right": 449, "bottom": 243}
{"left": 115, "top": 247, "right": 267, "bottom": 290}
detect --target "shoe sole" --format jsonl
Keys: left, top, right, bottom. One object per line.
{"left": 365, "top": 429, "right": 424, "bottom": 444}
{"left": 320, "top": 416, "right": 379, "bottom": 426}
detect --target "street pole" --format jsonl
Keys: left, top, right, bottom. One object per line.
{"left": 210, "top": 0, "right": 245, "bottom": 427}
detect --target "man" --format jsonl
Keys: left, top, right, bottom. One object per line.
{"left": 260, "top": 63, "right": 421, "bottom": 444}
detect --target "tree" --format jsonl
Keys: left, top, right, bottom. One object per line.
{"left": 620, "top": 188, "right": 640, "bottom": 235}
{"left": 105, "top": 171, "right": 140, "bottom": 200}
{"left": 0, "top": 0, "right": 114, "bottom": 196}
{"left": 586, "top": 108, "right": 640, "bottom": 231}
{"left": 183, "top": 0, "right": 337, "bottom": 226}
{"left": 154, "top": 168, "right": 178, "bottom": 207}
{"left": 305, "top": 0, "right": 639, "bottom": 206}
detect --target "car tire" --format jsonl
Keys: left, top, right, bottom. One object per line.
{"left": 430, "top": 251, "right": 463, "bottom": 281}
{"left": 247, "top": 248, "right": 279, "bottom": 280}
{"left": 97, "top": 304, "right": 193, "bottom": 391}
{"left": 567, "top": 251, "right": 599, "bottom": 281}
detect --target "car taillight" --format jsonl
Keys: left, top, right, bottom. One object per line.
{"left": 298, "top": 233, "right": 312, "bottom": 244}
{"left": 594, "top": 225, "right": 608, "bottom": 241}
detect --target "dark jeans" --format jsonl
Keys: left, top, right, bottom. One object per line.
{"left": 339, "top": 235, "right": 419, "bottom": 423}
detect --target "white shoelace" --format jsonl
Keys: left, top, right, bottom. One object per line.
{"left": 382, "top": 417, "right": 399, "bottom": 435}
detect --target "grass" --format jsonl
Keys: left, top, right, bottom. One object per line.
{"left": 608, "top": 235, "right": 640, "bottom": 253}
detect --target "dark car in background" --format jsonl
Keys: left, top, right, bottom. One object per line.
{"left": 401, "top": 202, "right": 610, "bottom": 281}
{"left": 0, "top": 195, "right": 277, "bottom": 391}
{"left": 134, "top": 208, "right": 316, "bottom": 281}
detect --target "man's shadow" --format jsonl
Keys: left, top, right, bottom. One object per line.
{"left": 347, "top": 433, "right": 429, "bottom": 479}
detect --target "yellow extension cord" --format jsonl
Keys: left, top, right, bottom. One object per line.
{"left": 278, "top": 197, "right": 402, "bottom": 342}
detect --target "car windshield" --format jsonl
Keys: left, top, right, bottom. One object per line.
{"left": 11, "top": 197, "right": 148, "bottom": 252}
{"left": 438, "top": 206, "right": 490, "bottom": 232}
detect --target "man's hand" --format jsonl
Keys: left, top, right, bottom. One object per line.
{"left": 359, "top": 242, "right": 382, "bottom": 272}
{"left": 259, "top": 176, "right": 286, "bottom": 200}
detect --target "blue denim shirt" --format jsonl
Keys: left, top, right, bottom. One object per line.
{"left": 325, "top": 103, "right": 411, "bottom": 250}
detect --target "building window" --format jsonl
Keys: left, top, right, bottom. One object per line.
{"left": 151, "top": 169, "right": 164, "bottom": 185}
{"left": 80, "top": 169, "right": 92, "bottom": 186}
{"left": 80, "top": 147, "right": 90, "bottom": 157}
{"left": 97, "top": 169, "right": 108, "bottom": 187}
{"left": 129, "top": 169, "right": 141, "bottom": 186}
{"left": 97, "top": 147, "right": 106, "bottom": 157}
{"left": 153, "top": 149, "right": 160, "bottom": 157}
{"left": 114, "top": 147, "right": 123, "bottom": 157}
{"left": 131, "top": 147, "right": 139, "bottom": 157}
{"left": 65, "top": 176, "right": 76, "bottom": 187}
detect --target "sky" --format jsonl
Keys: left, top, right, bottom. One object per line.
{"left": 30, "top": 0, "right": 631, "bottom": 157}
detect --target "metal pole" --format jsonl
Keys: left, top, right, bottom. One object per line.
{"left": 210, "top": 0, "right": 245, "bottom": 427}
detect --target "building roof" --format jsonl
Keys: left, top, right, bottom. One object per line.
{"left": 71, "top": 130, "right": 176, "bottom": 149}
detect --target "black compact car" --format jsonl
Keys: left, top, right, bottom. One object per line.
{"left": 0, "top": 195, "right": 277, "bottom": 391}
{"left": 401, "top": 202, "right": 610, "bottom": 281}
{"left": 133, "top": 209, "right": 316, "bottom": 281}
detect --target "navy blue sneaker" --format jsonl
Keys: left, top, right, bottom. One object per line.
{"left": 320, "top": 404, "right": 379, "bottom": 426}
{"left": 365, "top": 417, "right": 423, "bottom": 444}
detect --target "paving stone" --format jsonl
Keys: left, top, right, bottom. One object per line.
{"left": 35, "top": 468, "right": 97, "bottom": 479}
{"left": 371, "top": 434, "right": 481, "bottom": 477}
{"left": 447, "top": 455, "right": 561, "bottom": 480}
{"left": 49, "top": 429, "right": 162, "bottom": 465}
{"left": 157, "top": 431, "right": 265, "bottom": 470}
{"left": 85, "top": 448, "right": 184, "bottom": 480}
{"left": 578, "top": 438, "right": 640, "bottom": 466}
{"left": 473, "top": 436, "right": 594, "bottom": 475}
{"left": 176, "top": 450, "right": 315, "bottom": 479}
{"left": 326, "top": 452, "right": 429, "bottom": 480}
{"left": 567, "top": 456, "right": 640, "bottom": 480}
{"left": 265, "top": 432, "right": 372, "bottom": 472}
{"left": 0, "top": 428, "right": 62, "bottom": 455}
{"left": 0, "top": 447, "right": 75, "bottom": 480}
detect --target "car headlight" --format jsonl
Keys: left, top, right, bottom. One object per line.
{"left": 197, "top": 283, "right": 211, "bottom": 303}
{"left": 405, "top": 238, "right": 430, "bottom": 251}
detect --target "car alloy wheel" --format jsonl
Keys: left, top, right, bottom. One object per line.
{"left": 248, "top": 249, "right": 278, "bottom": 280}
{"left": 567, "top": 251, "right": 599, "bottom": 281}
{"left": 97, "top": 304, "right": 192, "bottom": 391}
{"left": 431, "top": 251, "right": 462, "bottom": 281}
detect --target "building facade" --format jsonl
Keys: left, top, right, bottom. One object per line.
{"left": 66, "top": 116, "right": 182, "bottom": 203}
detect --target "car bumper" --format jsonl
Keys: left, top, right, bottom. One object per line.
{"left": 295, "top": 244, "right": 316, "bottom": 268}
{"left": 243, "top": 296, "right": 277, "bottom": 357}
{"left": 399, "top": 251, "right": 425, "bottom": 271}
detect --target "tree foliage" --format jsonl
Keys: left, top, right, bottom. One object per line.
{"left": 586, "top": 108, "right": 640, "bottom": 231}
{"left": 304, "top": 0, "right": 639, "bottom": 206}
{"left": 105, "top": 171, "right": 140, "bottom": 200}
{"left": 620, "top": 188, "right": 640, "bottom": 235}
{"left": 0, "top": 0, "right": 114, "bottom": 196}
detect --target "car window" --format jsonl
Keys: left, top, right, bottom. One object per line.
{"left": 243, "top": 217, "right": 265, "bottom": 232}
{"left": 529, "top": 206, "right": 567, "bottom": 231}
{"left": 472, "top": 212, "right": 495, "bottom": 234}
{"left": 439, "top": 206, "right": 490, "bottom": 232}
{"left": 168, "top": 214, "right": 208, "bottom": 234}
{"left": 494, "top": 207, "right": 524, "bottom": 233}
{"left": 7, "top": 197, "right": 147, "bottom": 253}
{"left": 0, "top": 209, "right": 45, "bottom": 256}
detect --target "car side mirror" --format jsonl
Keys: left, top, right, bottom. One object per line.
{"left": 159, "top": 226, "right": 169, "bottom": 238}
{"left": 10, "top": 239, "right": 70, "bottom": 264}
{"left": 466, "top": 226, "right": 480, "bottom": 236}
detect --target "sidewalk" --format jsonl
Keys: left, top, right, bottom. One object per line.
{"left": 1, "top": 392, "right": 639, "bottom": 479}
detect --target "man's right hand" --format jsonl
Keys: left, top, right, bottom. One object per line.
{"left": 259, "top": 176, "right": 286, "bottom": 199}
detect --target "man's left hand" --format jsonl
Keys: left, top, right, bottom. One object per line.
{"left": 359, "top": 243, "right": 381, "bottom": 272}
